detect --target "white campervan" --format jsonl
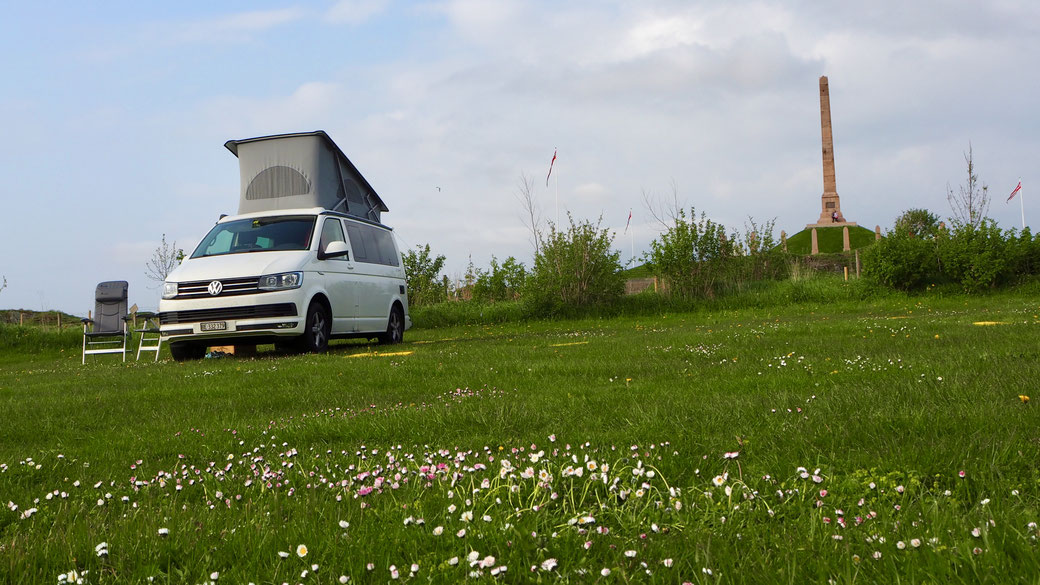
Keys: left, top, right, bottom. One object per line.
{"left": 158, "top": 131, "right": 410, "bottom": 361}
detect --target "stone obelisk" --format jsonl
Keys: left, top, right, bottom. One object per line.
{"left": 810, "top": 76, "right": 853, "bottom": 227}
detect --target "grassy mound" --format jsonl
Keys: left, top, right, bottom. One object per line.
{"left": 785, "top": 225, "right": 877, "bottom": 254}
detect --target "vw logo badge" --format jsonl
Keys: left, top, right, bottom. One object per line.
{"left": 207, "top": 280, "right": 223, "bottom": 296}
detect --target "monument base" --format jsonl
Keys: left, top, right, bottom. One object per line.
{"left": 806, "top": 222, "right": 858, "bottom": 229}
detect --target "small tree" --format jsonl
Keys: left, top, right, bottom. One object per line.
{"left": 472, "top": 256, "right": 527, "bottom": 302}
{"left": 401, "top": 244, "right": 446, "bottom": 306}
{"left": 894, "top": 208, "right": 941, "bottom": 238}
{"left": 642, "top": 207, "right": 738, "bottom": 299}
{"left": 525, "top": 215, "right": 624, "bottom": 313}
{"left": 515, "top": 172, "right": 543, "bottom": 256}
{"left": 947, "top": 144, "right": 990, "bottom": 229}
{"left": 738, "top": 216, "right": 787, "bottom": 283}
{"left": 145, "top": 234, "right": 185, "bottom": 284}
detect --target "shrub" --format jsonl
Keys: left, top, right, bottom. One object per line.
{"left": 524, "top": 215, "right": 624, "bottom": 313}
{"left": 1009, "top": 227, "right": 1040, "bottom": 275}
{"left": 936, "top": 220, "right": 1013, "bottom": 292}
{"left": 472, "top": 256, "right": 527, "bottom": 302}
{"left": 893, "top": 208, "right": 941, "bottom": 238}
{"left": 401, "top": 244, "right": 446, "bottom": 306}
{"left": 642, "top": 208, "right": 739, "bottom": 299}
{"left": 862, "top": 230, "right": 940, "bottom": 290}
{"left": 864, "top": 210, "right": 1040, "bottom": 293}
{"left": 732, "top": 217, "right": 790, "bottom": 287}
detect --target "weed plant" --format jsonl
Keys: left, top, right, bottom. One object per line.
{"left": 1, "top": 287, "right": 1039, "bottom": 583}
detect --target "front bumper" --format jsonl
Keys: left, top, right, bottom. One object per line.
{"left": 159, "top": 297, "right": 303, "bottom": 343}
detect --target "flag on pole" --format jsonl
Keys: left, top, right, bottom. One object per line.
{"left": 624, "top": 209, "right": 632, "bottom": 234}
{"left": 1007, "top": 180, "right": 1022, "bottom": 202}
{"left": 546, "top": 148, "right": 557, "bottom": 187}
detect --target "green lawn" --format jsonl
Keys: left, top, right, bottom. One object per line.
{"left": 1, "top": 282, "right": 1039, "bottom": 583}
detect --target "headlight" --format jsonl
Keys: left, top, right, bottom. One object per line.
{"left": 259, "top": 271, "right": 303, "bottom": 291}
{"left": 162, "top": 282, "right": 178, "bottom": 299}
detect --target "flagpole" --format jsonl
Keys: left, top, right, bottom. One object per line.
{"left": 555, "top": 160, "right": 560, "bottom": 228}
{"left": 1020, "top": 177, "right": 1025, "bottom": 229}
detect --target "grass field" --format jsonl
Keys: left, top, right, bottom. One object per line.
{"left": 2, "top": 278, "right": 1039, "bottom": 583}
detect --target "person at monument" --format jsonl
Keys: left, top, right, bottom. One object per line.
{"left": 831, "top": 210, "right": 838, "bottom": 223}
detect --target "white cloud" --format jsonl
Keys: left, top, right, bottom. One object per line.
{"left": 192, "top": 81, "right": 352, "bottom": 138}
{"left": 574, "top": 182, "right": 607, "bottom": 202}
{"left": 74, "top": 8, "right": 307, "bottom": 63}
{"left": 326, "top": 0, "right": 390, "bottom": 25}
{"left": 169, "top": 8, "right": 305, "bottom": 44}
{"left": 623, "top": 15, "right": 703, "bottom": 58}
{"left": 437, "top": 0, "right": 525, "bottom": 42}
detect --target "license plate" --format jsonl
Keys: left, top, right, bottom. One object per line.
{"left": 200, "top": 321, "right": 227, "bottom": 332}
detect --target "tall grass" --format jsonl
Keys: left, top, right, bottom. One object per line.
{"left": 0, "top": 324, "right": 82, "bottom": 364}
{"left": 411, "top": 274, "right": 890, "bottom": 329}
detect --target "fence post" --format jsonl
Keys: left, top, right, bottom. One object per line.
{"left": 58, "top": 312, "right": 62, "bottom": 330}
{"left": 19, "top": 312, "right": 23, "bottom": 326}
{"left": 855, "top": 250, "right": 861, "bottom": 278}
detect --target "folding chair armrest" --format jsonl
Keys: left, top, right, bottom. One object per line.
{"left": 81, "top": 318, "right": 94, "bottom": 324}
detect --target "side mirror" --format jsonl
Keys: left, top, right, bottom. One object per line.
{"left": 318, "top": 240, "right": 350, "bottom": 260}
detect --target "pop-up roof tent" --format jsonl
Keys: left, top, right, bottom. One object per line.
{"left": 224, "top": 131, "right": 389, "bottom": 223}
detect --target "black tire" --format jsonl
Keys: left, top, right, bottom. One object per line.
{"left": 170, "top": 342, "right": 206, "bottom": 362}
{"left": 296, "top": 301, "right": 331, "bottom": 353}
{"left": 378, "top": 304, "right": 405, "bottom": 345}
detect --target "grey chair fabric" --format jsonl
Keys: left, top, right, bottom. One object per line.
{"left": 82, "top": 281, "right": 129, "bottom": 363}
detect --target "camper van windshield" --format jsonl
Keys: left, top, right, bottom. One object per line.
{"left": 191, "top": 216, "right": 316, "bottom": 259}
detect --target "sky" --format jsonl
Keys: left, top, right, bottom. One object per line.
{"left": 1, "top": 0, "right": 1038, "bottom": 315}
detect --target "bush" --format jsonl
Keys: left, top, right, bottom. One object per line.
{"left": 1009, "top": 228, "right": 1040, "bottom": 275}
{"left": 401, "top": 244, "right": 446, "bottom": 306}
{"left": 472, "top": 256, "right": 527, "bottom": 302}
{"left": 524, "top": 215, "right": 624, "bottom": 314}
{"left": 862, "top": 230, "right": 941, "bottom": 290}
{"left": 732, "top": 217, "right": 790, "bottom": 287}
{"left": 642, "top": 208, "right": 738, "bottom": 299}
{"left": 893, "top": 208, "right": 941, "bottom": 238}
{"left": 937, "top": 220, "right": 1013, "bottom": 292}
{"left": 864, "top": 210, "right": 1040, "bottom": 292}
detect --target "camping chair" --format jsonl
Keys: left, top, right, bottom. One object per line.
{"left": 81, "top": 281, "right": 130, "bottom": 364}
{"left": 134, "top": 311, "right": 162, "bottom": 361}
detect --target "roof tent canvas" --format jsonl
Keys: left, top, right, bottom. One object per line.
{"left": 224, "top": 131, "right": 389, "bottom": 222}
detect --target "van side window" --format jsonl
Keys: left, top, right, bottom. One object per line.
{"left": 361, "top": 226, "right": 381, "bottom": 264}
{"left": 373, "top": 229, "right": 400, "bottom": 267}
{"left": 319, "top": 218, "right": 346, "bottom": 255}
{"left": 345, "top": 222, "right": 397, "bottom": 266}
{"left": 346, "top": 223, "right": 369, "bottom": 263}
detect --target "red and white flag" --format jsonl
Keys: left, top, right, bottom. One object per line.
{"left": 546, "top": 148, "right": 557, "bottom": 186}
{"left": 624, "top": 209, "right": 632, "bottom": 234}
{"left": 1007, "top": 180, "right": 1022, "bottom": 202}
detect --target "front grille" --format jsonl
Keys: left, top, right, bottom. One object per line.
{"left": 160, "top": 303, "right": 297, "bottom": 325}
{"left": 175, "top": 277, "right": 261, "bottom": 299}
